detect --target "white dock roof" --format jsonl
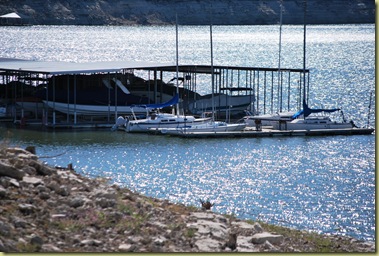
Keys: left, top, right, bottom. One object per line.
{"left": 0, "top": 58, "right": 175, "bottom": 75}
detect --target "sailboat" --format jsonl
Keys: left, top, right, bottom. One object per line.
{"left": 121, "top": 15, "right": 210, "bottom": 133}
{"left": 272, "top": 99, "right": 356, "bottom": 130}
{"left": 158, "top": 9, "right": 247, "bottom": 135}
{"left": 120, "top": 94, "right": 210, "bottom": 132}
{"left": 272, "top": 0, "right": 358, "bottom": 131}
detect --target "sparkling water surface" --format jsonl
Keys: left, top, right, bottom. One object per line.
{"left": 0, "top": 24, "right": 375, "bottom": 241}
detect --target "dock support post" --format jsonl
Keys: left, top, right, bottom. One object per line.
{"left": 74, "top": 75, "right": 77, "bottom": 124}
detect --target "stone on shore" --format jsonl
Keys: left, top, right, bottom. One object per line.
{"left": 251, "top": 232, "right": 284, "bottom": 245}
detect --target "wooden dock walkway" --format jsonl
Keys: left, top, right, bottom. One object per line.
{"left": 160, "top": 128, "right": 375, "bottom": 138}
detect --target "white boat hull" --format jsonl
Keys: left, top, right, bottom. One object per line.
{"left": 44, "top": 101, "right": 147, "bottom": 116}
{"left": 160, "top": 121, "right": 247, "bottom": 135}
{"left": 126, "top": 113, "right": 211, "bottom": 133}
{"left": 273, "top": 117, "right": 354, "bottom": 130}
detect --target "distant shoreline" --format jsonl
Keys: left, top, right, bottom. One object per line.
{"left": 0, "top": 0, "right": 375, "bottom": 26}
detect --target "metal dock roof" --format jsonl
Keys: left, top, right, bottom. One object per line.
{"left": 0, "top": 58, "right": 176, "bottom": 75}
{"left": 0, "top": 58, "right": 309, "bottom": 75}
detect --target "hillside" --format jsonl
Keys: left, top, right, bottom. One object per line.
{"left": 0, "top": 0, "right": 375, "bottom": 25}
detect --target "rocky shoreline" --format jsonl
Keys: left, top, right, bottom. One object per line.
{"left": 0, "top": 146, "right": 375, "bottom": 252}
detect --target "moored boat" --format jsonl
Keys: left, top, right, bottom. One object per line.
{"left": 43, "top": 101, "right": 147, "bottom": 116}
{"left": 272, "top": 100, "right": 357, "bottom": 131}
{"left": 273, "top": 116, "right": 355, "bottom": 130}
{"left": 122, "top": 94, "right": 211, "bottom": 133}
{"left": 187, "top": 93, "right": 253, "bottom": 118}
{"left": 158, "top": 121, "right": 247, "bottom": 135}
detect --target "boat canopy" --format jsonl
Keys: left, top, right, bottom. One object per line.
{"left": 132, "top": 94, "right": 179, "bottom": 109}
{"left": 292, "top": 100, "right": 340, "bottom": 118}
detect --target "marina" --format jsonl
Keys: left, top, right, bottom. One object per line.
{"left": 0, "top": 24, "right": 375, "bottom": 242}
{"left": 0, "top": 58, "right": 310, "bottom": 127}
{"left": 0, "top": 58, "right": 373, "bottom": 137}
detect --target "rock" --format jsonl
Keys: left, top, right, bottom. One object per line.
{"left": 0, "top": 177, "right": 11, "bottom": 188}
{"left": 28, "top": 160, "right": 53, "bottom": 176}
{"left": 57, "top": 185, "right": 70, "bottom": 196}
{"left": 195, "top": 237, "right": 223, "bottom": 252}
{"left": 0, "top": 161, "right": 25, "bottom": 180}
{"left": 0, "top": 239, "right": 7, "bottom": 252}
{"left": 4, "top": 148, "right": 36, "bottom": 159}
{"left": 80, "top": 239, "right": 102, "bottom": 246}
{"left": 51, "top": 214, "right": 66, "bottom": 219}
{"left": 22, "top": 165, "right": 37, "bottom": 175}
{"left": 0, "top": 221, "right": 12, "bottom": 237}
{"left": 12, "top": 217, "right": 27, "bottom": 228}
{"left": 22, "top": 176, "right": 43, "bottom": 186}
{"left": 30, "top": 234, "right": 44, "bottom": 249}
{"left": 46, "top": 181, "right": 60, "bottom": 192}
{"left": 0, "top": 185, "right": 6, "bottom": 198}
{"left": 39, "top": 192, "right": 50, "bottom": 200}
{"left": 118, "top": 243, "right": 136, "bottom": 252}
{"left": 225, "top": 233, "right": 237, "bottom": 251}
{"left": 9, "top": 178, "right": 20, "bottom": 187}
{"left": 251, "top": 232, "right": 283, "bottom": 245}
{"left": 93, "top": 188, "right": 117, "bottom": 200}
{"left": 253, "top": 223, "right": 264, "bottom": 233}
{"left": 95, "top": 198, "right": 116, "bottom": 208}
{"left": 36, "top": 184, "right": 49, "bottom": 193}
{"left": 41, "top": 244, "right": 62, "bottom": 252}
{"left": 69, "top": 197, "right": 85, "bottom": 208}
{"left": 232, "top": 221, "right": 258, "bottom": 236}
{"left": 153, "top": 236, "right": 167, "bottom": 246}
{"left": 263, "top": 240, "right": 280, "bottom": 252}
{"left": 18, "top": 203, "right": 37, "bottom": 215}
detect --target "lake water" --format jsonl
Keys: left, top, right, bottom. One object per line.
{"left": 0, "top": 24, "right": 375, "bottom": 241}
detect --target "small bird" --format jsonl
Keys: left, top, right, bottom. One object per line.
{"left": 199, "top": 199, "right": 214, "bottom": 210}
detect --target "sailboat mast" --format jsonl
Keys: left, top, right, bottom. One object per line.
{"left": 175, "top": 13, "right": 180, "bottom": 116}
{"left": 302, "top": 0, "right": 307, "bottom": 104}
{"left": 278, "top": 0, "right": 283, "bottom": 112}
{"left": 210, "top": 7, "right": 215, "bottom": 121}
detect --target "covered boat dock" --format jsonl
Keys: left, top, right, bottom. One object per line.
{"left": 0, "top": 58, "right": 310, "bottom": 129}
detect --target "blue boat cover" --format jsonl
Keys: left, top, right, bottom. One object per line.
{"left": 292, "top": 100, "right": 340, "bottom": 118}
{"left": 131, "top": 94, "right": 179, "bottom": 109}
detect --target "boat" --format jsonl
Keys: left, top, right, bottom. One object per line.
{"left": 43, "top": 101, "right": 148, "bottom": 116}
{"left": 125, "top": 112, "right": 211, "bottom": 133}
{"left": 274, "top": 116, "right": 355, "bottom": 130}
{"left": 158, "top": 18, "right": 247, "bottom": 135}
{"left": 158, "top": 121, "right": 246, "bottom": 135}
{"left": 123, "top": 94, "right": 211, "bottom": 132}
{"left": 271, "top": 1, "right": 355, "bottom": 132}
{"left": 187, "top": 92, "right": 253, "bottom": 118}
{"left": 242, "top": 111, "right": 296, "bottom": 127}
{"left": 272, "top": 100, "right": 357, "bottom": 130}
{"left": 15, "top": 97, "right": 44, "bottom": 117}
{"left": 36, "top": 74, "right": 151, "bottom": 116}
